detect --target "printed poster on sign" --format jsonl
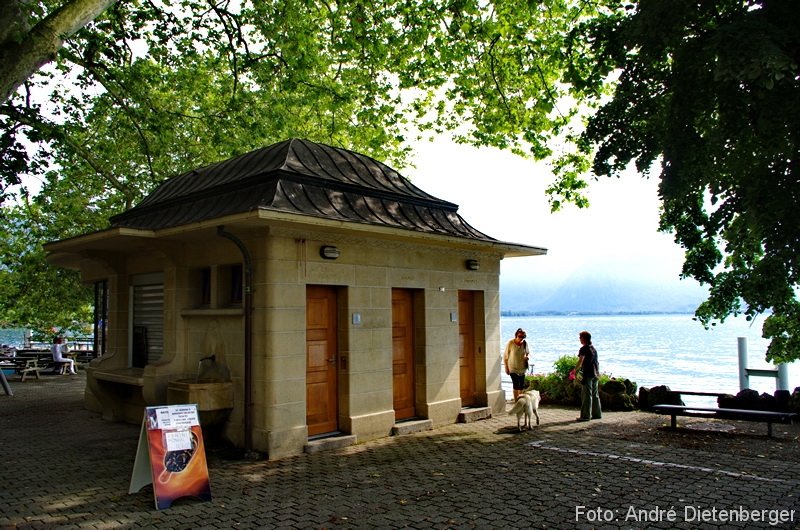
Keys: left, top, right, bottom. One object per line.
{"left": 129, "top": 404, "right": 212, "bottom": 510}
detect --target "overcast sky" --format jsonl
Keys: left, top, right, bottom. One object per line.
{"left": 404, "top": 136, "right": 691, "bottom": 287}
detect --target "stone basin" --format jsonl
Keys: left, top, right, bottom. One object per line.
{"left": 167, "top": 379, "right": 234, "bottom": 411}
{"left": 166, "top": 379, "right": 234, "bottom": 439}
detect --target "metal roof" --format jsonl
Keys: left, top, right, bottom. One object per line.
{"left": 110, "top": 138, "right": 495, "bottom": 242}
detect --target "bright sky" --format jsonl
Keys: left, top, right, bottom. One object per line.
{"left": 405, "top": 137, "right": 691, "bottom": 287}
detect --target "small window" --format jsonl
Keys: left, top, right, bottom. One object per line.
{"left": 199, "top": 267, "right": 212, "bottom": 306}
{"left": 217, "top": 263, "right": 243, "bottom": 307}
{"left": 93, "top": 280, "right": 108, "bottom": 358}
{"left": 230, "top": 264, "right": 244, "bottom": 305}
{"left": 191, "top": 264, "right": 242, "bottom": 308}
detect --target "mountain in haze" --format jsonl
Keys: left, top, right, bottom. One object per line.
{"left": 500, "top": 267, "right": 708, "bottom": 314}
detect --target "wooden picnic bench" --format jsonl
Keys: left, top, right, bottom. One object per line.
{"left": 652, "top": 404, "right": 797, "bottom": 437}
{"left": 0, "top": 357, "right": 54, "bottom": 381}
{"left": 12, "top": 350, "right": 82, "bottom": 374}
{"left": 667, "top": 390, "right": 727, "bottom": 399}
{"left": 2, "top": 358, "right": 26, "bottom": 375}
{"left": 6, "top": 358, "right": 44, "bottom": 382}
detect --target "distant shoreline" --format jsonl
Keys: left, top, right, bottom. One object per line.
{"left": 501, "top": 310, "right": 696, "bottom": 317}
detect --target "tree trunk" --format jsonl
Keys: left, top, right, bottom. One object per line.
{"left": 0, "top": 0, "right": 117, "bottom": 104}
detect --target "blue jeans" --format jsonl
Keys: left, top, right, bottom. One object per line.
{"left": 580, "top": 377, "right": 602, "bottom": 420}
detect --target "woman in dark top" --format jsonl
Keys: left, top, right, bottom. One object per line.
{"left": 575, "top": 330, "right": 601, "bottom": 421}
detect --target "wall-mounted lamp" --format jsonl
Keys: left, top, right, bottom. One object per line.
{"left": 465, "top": 259, "right": 480, "bottom": 271}
{"left": 320, "top": 245, "right": 341, "bottom": 260}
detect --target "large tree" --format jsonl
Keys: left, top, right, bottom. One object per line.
{"left": 1, "top": 0, "right": 594, "bottom": 335}
{"left": 566, "top": 0, "right": 800, "bottom": 363}
{"left": 2, "top": 0, "right": 799, "bottom": 364}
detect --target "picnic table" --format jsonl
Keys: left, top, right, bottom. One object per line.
{"left": 0, "top": 357, "right": 44, "bottom": 381}
{"left": 1, "top": 349, "right": 86, "bottom": 376}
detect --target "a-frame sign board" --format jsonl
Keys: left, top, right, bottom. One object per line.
{"left": 129, "top": 404, "right": 212, "bottom": 510}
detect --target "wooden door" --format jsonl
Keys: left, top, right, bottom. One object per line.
{"left": 392, "top": 289, "right": 416, "bottom": 420}
{"left": 306, "top": 285, "right": 338, "bottom": 436}
{"left": 458, "top": 290, "right": 477, "bottom": 406}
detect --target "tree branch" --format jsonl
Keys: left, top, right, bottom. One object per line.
{"left": 1, "top": 104, "right": 136, "bottom": 206}
{"left": 0, "top": 0, "right": 117, "bottom": 104}
{"left": 60, "top": 47, "right": 157, "bottom": 180}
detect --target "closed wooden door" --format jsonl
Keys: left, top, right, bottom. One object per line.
{"left": 392, "top": 289, "right": 416, "bottom": 420}
{"left": 458, "top": 290, "right": 477, "bottom": 406}
{"left": 306, "top": 285, "right": 338, "bottom": 436}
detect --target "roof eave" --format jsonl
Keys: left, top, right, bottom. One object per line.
{"left": 46, "top": 210, "right": 547, "bottom": 271}
{"left": 247, "top": 209, "right": 547, "bottom": 257}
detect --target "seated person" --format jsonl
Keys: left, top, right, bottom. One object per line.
{"left": 51, "top": 336, "right": 77, "bottom": 375}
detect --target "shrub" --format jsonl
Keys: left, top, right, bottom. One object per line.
{"left": 524, "top": 355, "right": 637, "bottom": 410}
{"left": 552, "top": 354, "right": 578, "bottom": 380}
{"left": 527, "top": 372, "right": 577, "bottom": 404}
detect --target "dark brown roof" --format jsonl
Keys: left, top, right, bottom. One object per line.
{"left": 110, "top": 138, "right": 495, "bottom": 241}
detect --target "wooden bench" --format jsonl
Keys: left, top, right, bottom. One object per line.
{"left": 667, "top": 390, "right": 727, "bottom": 399}
{"left": 652, "top": 404, "right": 797, "bottom": 437}
{"left": 18, "top": 359, "right": 43, "bottom": 382}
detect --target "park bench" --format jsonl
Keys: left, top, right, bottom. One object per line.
{"left": 652, "top": 402, "right": 797, "bottom": 438}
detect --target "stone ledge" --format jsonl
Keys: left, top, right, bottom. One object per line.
{"left": 391, "top": 419, "right": 433, "bottom": 436}
{"left": 304, "top": 434, "right": 357, "bottom": 454}
{"left": 90, "top": 367, "right": 145, "bottom": 386}
{"left": 457, "top": 407, "right": 492, "bottom": 423}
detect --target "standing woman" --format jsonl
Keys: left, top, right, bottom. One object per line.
{"left": 575, "top": 330, "right": 601, "bottom": 421}
{"left": 503, "top": 328, "right": 530, "bottom": 401}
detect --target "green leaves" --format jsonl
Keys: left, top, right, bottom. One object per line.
{"left": 0, "top": 200, "right": 92, "bottom": 336}
{"left": 569, "top": 0, "right": 800, "bottom": 362}
{"left": 2, "top": 0, "right": 798, "bottom": 364}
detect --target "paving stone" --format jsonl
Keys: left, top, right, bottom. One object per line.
{"left": 2, "top": 373, "right": 800, "bottom": 528}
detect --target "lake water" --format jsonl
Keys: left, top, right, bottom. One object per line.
{"left": 0, "top": 328, "right": 26, "bottom": 348}
{"left": 500, "top": 314, "right": 800, "bottom": 404}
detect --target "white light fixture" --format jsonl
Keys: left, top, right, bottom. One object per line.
{"left": 320, "top": 245, "right": 341, "bottom": 259}
{"left": 465, "top": 259, "right": 480, "bottom": 271}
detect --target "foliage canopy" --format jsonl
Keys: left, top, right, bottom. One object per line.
{"left": 0, "top": 0, "right": 597, "bottom": 336}
{"left": 567, "top": 0, "right": 800, "bottom": 363}
{"left": 1, "top": 0, "right": 799, "bottom": 363}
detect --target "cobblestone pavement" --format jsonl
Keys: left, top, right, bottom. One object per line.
{"left": 1, "top": 372, "right": 799, "bottom": 529}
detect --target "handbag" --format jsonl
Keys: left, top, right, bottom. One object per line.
{"left": 522, "top": 340, "right": 529, "bottom": 370}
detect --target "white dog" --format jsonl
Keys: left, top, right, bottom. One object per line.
{"left": 508, "top": 389, "right": 541, "bottom": 431}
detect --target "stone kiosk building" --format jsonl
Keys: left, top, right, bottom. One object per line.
{"left": 46, "top": 138, "right": 545, "bottom": 459}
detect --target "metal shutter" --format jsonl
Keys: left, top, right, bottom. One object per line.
{"left": 131, "top": 283, "right": 164, "bottom": 366}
